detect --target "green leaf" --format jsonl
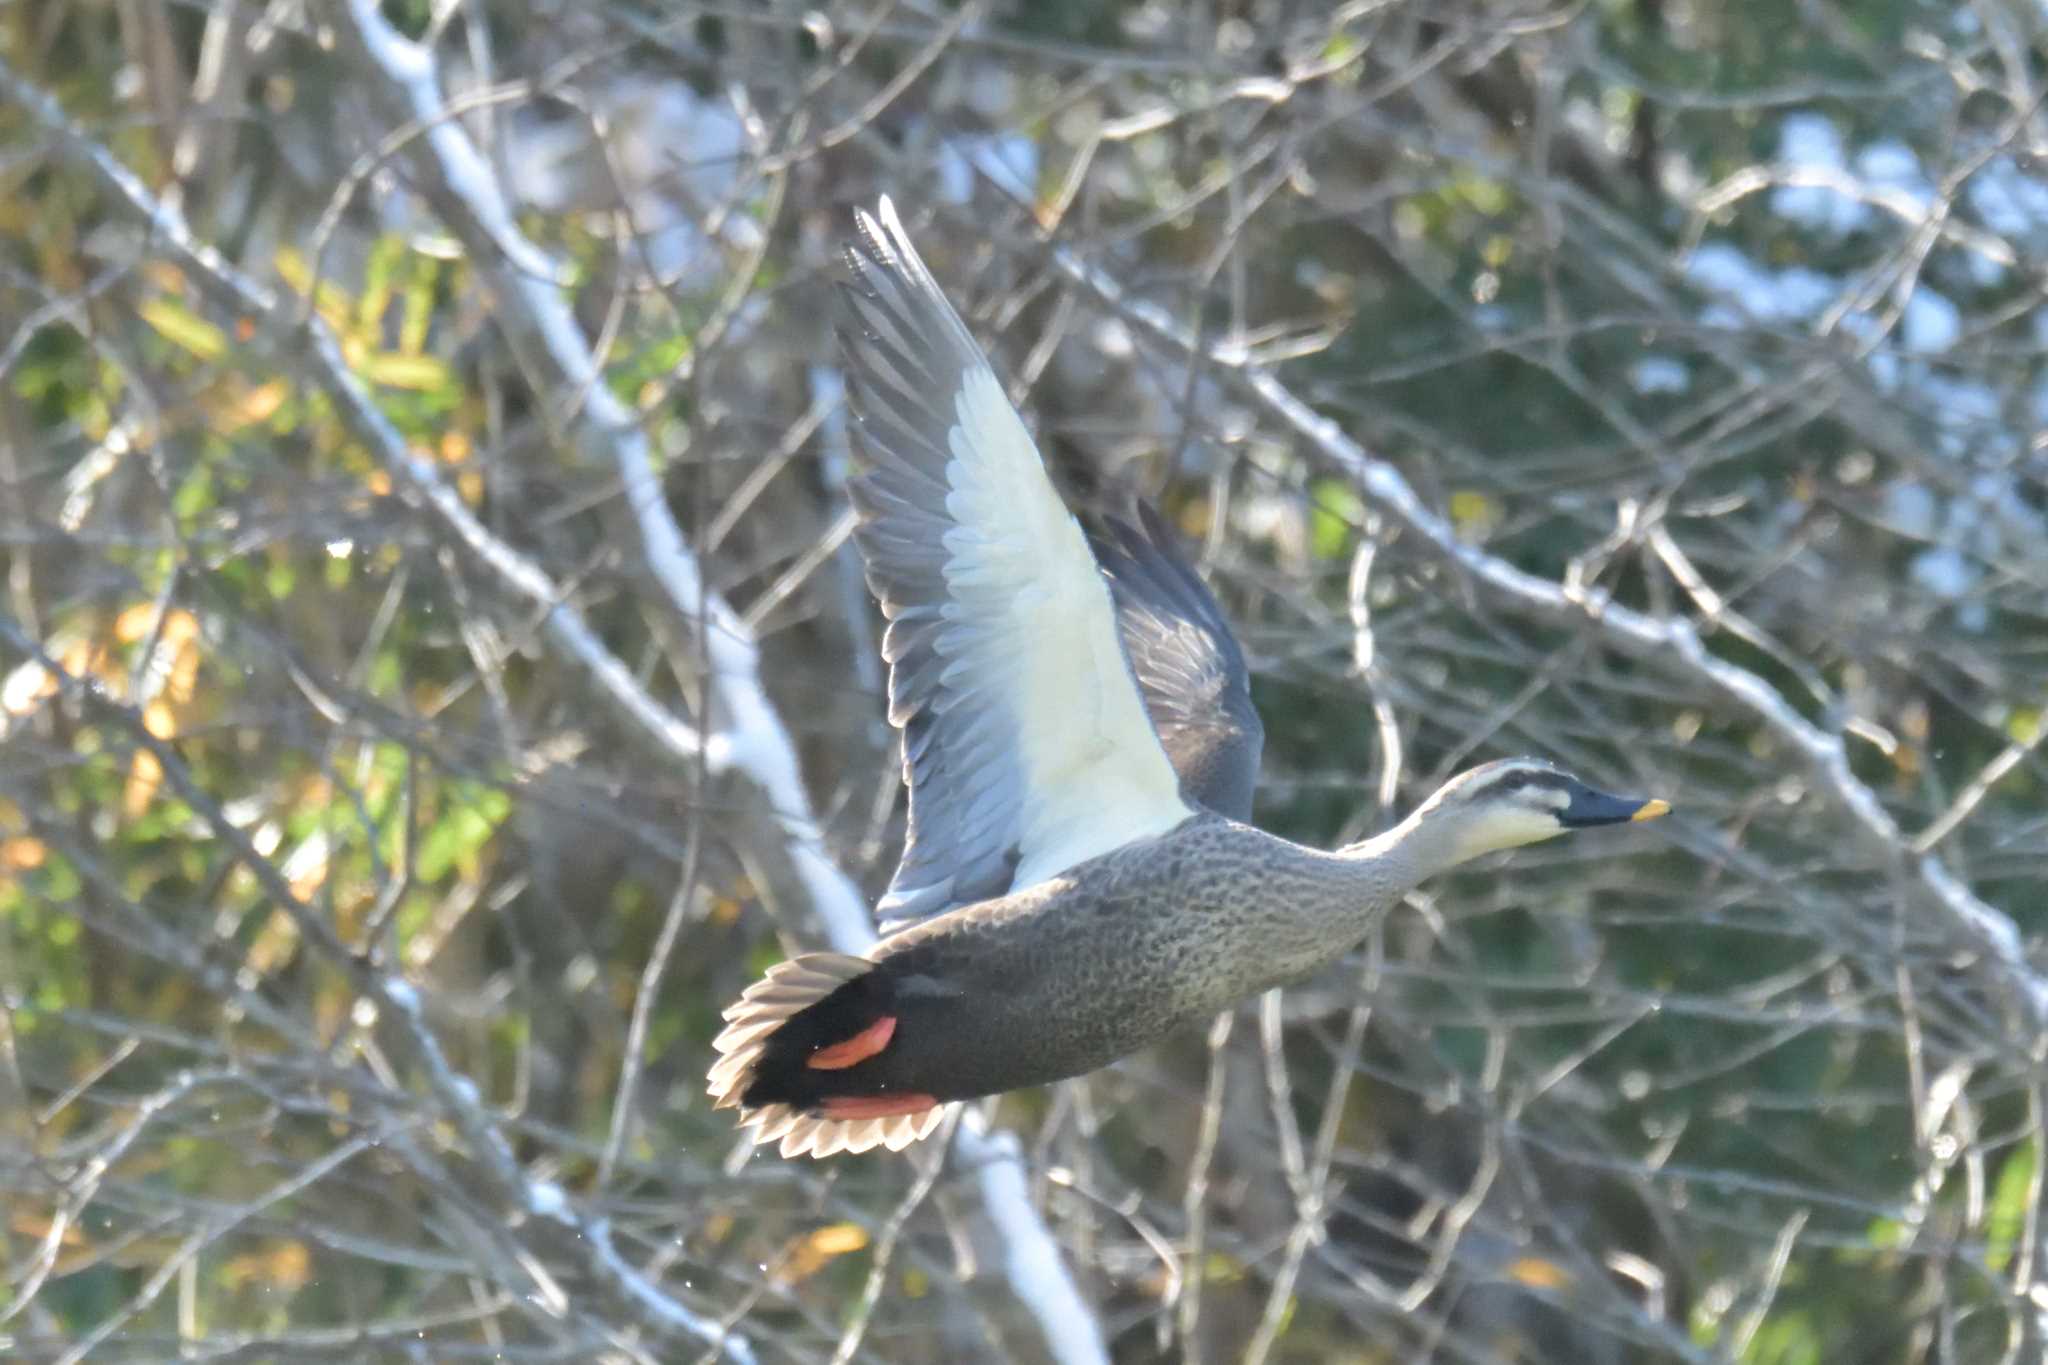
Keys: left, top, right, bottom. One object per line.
{"left": 1744, "top": 1310, "right": 1821, "bottom": 1365}
{"left": 400, "top": 261, "right": 440, "bottom": 356}
{"left": 1456, "top": 175, "right": 1511, "bottom": 216}
{"left": 360, "top": 234, "right": 404, "bottom": 335}
{"left": 416, "top": 817, "right": 460, "bottom": 884}
{"left": 1309, "top": 477, "right": 1365, "bottom": 560}
{"left": 172, "top": 463, "right": 215, "bottom": 524}
{"left": 1986, "top": 1139, "right": 2038, "bottom": 1272}
{"left": 265, "top": 557, "right": 297, "bottom": 600}
{"left": 41, "top": 855, "right": 82, "bottom": 903}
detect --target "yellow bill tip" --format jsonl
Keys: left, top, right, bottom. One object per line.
{"left": 1630, "top": 798, "right": 1671, "bottom": 823}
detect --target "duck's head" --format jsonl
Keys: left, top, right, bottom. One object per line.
{"left": 1413, "top": 757, "right": 1669, "bottom": 863}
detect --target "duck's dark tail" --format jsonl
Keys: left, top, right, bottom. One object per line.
{"left": 707, "top": 952, "right": 952, "bottom": 1159}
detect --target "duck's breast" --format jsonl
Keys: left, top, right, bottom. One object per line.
{"left": 867, "top": 818, "right": 1332, "bottom": 1098}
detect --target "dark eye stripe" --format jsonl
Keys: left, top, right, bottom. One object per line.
{"left": 1477, "top": 768, "right": 1572, "bottom": 802}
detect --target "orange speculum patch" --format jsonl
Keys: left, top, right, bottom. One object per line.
{"left": 805, "top": 1014, "right": 897, "bottom": 1070}
{"left": 821, "top": 1092, "right": 936, "bottom": 1119}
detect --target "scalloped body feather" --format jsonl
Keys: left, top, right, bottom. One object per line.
{"left": 709, "top": 813, "right": 1423, "bottom": 1157}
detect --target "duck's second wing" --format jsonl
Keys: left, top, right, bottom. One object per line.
{"left": 1089, "top": 505, "right": 1264, "bottom": 823}
{"left": 839, "top": 199, "right": 1194, "bottom": 931}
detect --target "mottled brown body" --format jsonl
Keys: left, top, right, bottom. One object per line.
{"left": 715, "top": 764, "right": 1662, "bottom": 1157}
{"left": 786, "top": 813, "right": 1398, "bottom": 1104}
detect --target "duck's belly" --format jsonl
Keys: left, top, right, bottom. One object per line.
{"left": 864, "top": 825, "right": 1348, "bottom": 1099}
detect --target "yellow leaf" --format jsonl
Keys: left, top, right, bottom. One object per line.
{"left": 1202, "top": 1251, "right": 1242, "bottom": 1283}
{"left": 1505, "top": 1256, "right": 1571, "bottom": 1290}
{"left": 124, "top": 750, "right": 162, "bottom": 818}
{"left": 166, "top": 640, "right": 202, "bottom": 705}
{"left": 139, "top": 297, "right": 225, "bottom": 360}
{"left": 2, "top": 660, "right": 57, "bottom": 717}
{"left": 116, "top": 604, "right": 202, "bottom": 648}
{"left": 113, "top": 602, "right": 156, "bottom": 643}
{"left": 774, "top": 1222, "right": 870, "bottom": 1284}
{"left": 223, "top": 379, "right": 289, "bottom": 432}
{"left": 281, "top": 831, "right": 330, "bottom": 902}
{"left": 222, "top": 1240, "right": 312, "bottom": 1292}
{"left": 9, "top": 1206, "right": 86, "bottom": 1248}
{"left": 1, "top": 837, "right": 46, "bottom": 870}
{"left": 361, "top": 351, "right": 453, "bottom": 391}
{"left": 267, "top": 1241, "right": 312, "bottom": 1290}
{"left": 160, "top": 610, "right": 199, "bottom": 648}
{"left": 809, "top": 1223, "right": 867, "bottom": 1256}
{"left": 142, "top": 700, "right": 176, "bottom": 739}
{"left": 1458, "top": 176, "right": 1510, "bottom": 214}
{"left": 60, "top": 636, "right": 106, "bottom": 685}
{"left": 141, "top": 262, "right": 187, "bottom": 294}
{"left": 244, "top": 907, "right": 304, "bottom": 975}
{"left": 273, "top": 246, "right": 313, "bottom": 295}
{"left": 1449, "top": 489, "right": 1502, "bottom": 541}
{"left": 272, "top": 248, "right": 354, "bottom": 326}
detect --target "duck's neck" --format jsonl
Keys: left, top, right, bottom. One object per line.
{"left": 1333, "top": 806, "right": 1475, "bottom": 898}
{"left": 1236, "top": 811, "right": 1479, "bottom": 991}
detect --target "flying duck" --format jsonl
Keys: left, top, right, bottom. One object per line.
{"left": 707, "top": 200, "right": 1668, "bottom": 1158}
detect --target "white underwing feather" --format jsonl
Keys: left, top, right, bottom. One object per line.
{"left": 843, "top": 198, "right": 1193, "bottom": 930}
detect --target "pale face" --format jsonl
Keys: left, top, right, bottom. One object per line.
{"left": 1448, "top": 781, "right": 1574, "bottom": 859}
{"left": 1435, "top": 760, "right": 1667, "bottom": 861}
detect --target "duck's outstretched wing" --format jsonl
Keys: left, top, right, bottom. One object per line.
{"left": 1088, "top": 505, "right": 1263, "bottom": 823}
{"left": 839, "top": 199, "right": 1194, "bottom": 931}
